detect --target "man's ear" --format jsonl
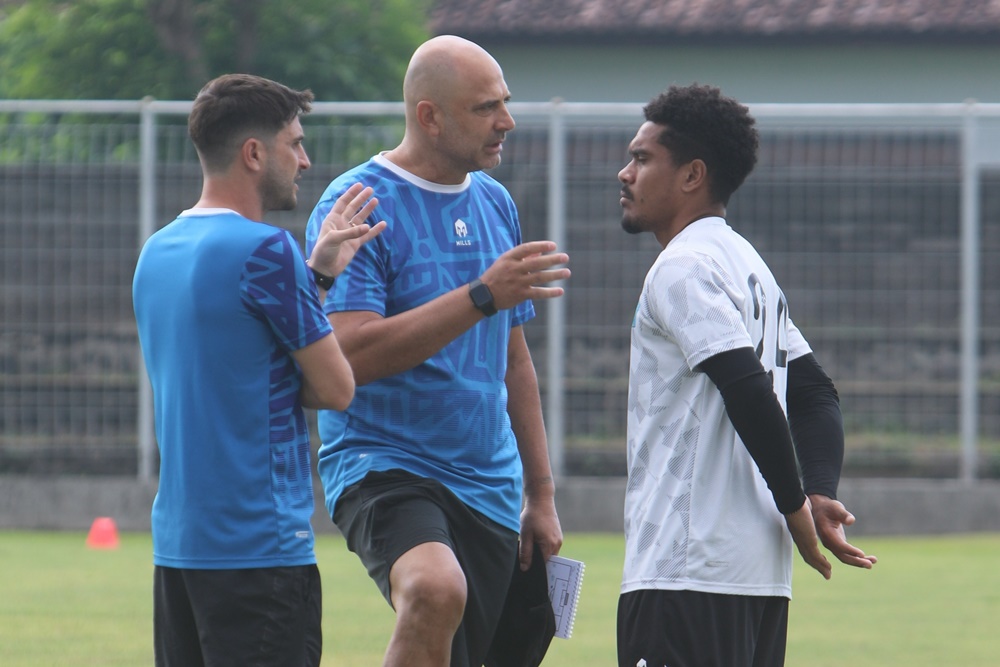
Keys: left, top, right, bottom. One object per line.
{"left": 681, "top": 158, "right": 708, "bottom": 193}
{"left": 415, "top": 100, "right": 443, "bottom": 137}
{"left": 240, "top": 137, "right": 266, "bottom": 173}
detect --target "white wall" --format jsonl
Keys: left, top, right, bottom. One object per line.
{"left": 484, "top": 42, "right": 1000, "bottom": 105}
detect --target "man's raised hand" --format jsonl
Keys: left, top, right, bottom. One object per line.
{"left": 478, "top": 240, "right": 570, "bottom": 309}
{"left": 309, "top": 183, "right": 387, "bottom": 279}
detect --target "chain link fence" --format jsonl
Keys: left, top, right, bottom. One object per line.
{"left": 2, "top": 100, "right": 1000, "bottom": 480}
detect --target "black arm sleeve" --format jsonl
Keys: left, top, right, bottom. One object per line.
{"left": 698, "top": 347, "right": 806, "bottom": 515}
{"left": 786, "top": 353, "right": 843, "bottom": 499}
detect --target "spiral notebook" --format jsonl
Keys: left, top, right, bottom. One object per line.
{"left": 545, "top": 555, "right": 585, "bottom": 639}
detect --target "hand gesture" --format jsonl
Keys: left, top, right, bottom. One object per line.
{"left": 478, "top": 240, "right": 570, "bottom": 309}
{"left": 809, "top": 494, "right": 878, "bottom": 569}
{"left": 785, "top": 497, "right": 832, "bottom": 579}
{"left": 309, "top": 183, "right": 387, "bottom": 279}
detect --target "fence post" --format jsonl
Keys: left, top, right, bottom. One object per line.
{"left": 546, "top": 99, "right": 567, "bottom": 479}
{"left": 959, "top": 99, "right": 980, "bottom": 483}
{"left": 137, "top": 97, "right": 157, "bottom": 483}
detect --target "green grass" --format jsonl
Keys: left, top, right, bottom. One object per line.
{"left": 1, "top": 531, "right": 999, "bottom": 666}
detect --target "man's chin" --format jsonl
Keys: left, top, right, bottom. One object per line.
{"left": 274, "top": 196, "right": 298, "bottom": 212}
{"left": 621, "top": 217, "right": 643, "bottom": 235}
{"left": 479, "top": 155, "right": 501, "bottom": 172}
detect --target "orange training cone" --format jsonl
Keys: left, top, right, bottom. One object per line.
{"left": 86, "top": 516, "right": 120, "bottom": 550}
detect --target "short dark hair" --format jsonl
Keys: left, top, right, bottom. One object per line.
{"left": 188, "top": 74, "right": 315, "bottom": 172}
{"left": 642, "top": 84, "right": 758, "bottom": 205}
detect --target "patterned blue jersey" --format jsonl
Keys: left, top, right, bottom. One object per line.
{"left": 305, "top": 155, "right": 533, "bottom": 532}
{"left": 133, "top": 209, "right": 333, "bottom": 569}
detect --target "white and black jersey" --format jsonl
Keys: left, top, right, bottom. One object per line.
{"left": 622, "top": 216, "right": 811, "bottom": 599}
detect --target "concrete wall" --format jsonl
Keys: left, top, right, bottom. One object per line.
{"left": 483, "top": 42, "right": 1000, "bottom": 104}
{"left": 2, "top": 475, "right": 999, "bottom": 536}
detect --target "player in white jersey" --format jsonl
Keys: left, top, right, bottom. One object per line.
{"left": 616, "top": 84, "right": 877, "bottom": 667}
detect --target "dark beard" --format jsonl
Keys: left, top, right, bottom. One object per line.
{"left": 261, "top": 188, "right": 296, "bottom": 212}
{"left": 621, "top": 215, "right": 643, "bottom": 235}
{"left": 259, "top": 172, "right": 297, "bottom": 212}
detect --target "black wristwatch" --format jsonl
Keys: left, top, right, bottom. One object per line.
{"left": 468, "top": 279, "right": 497, "bottom": 317}
{"left": 311, "top": 267, "right": 335, "bottom": 291}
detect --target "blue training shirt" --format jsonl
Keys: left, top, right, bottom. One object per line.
{"left": 305, "top": 155, "right": 532, "bottom": 533}
{"left": 133, "top": 208, "right": 332, "bottom": 569}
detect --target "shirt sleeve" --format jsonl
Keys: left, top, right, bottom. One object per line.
{"left": 787, "top": 353, "right": 844, "bottom": 499}
{"left": 699, "top": 347, "right": 807, "bottom": 514}
{"left": 647, "top": 252, "right": 754, "bottom": 370}
{"left": 241, "top": 229, "right": 333, "bottom": 351}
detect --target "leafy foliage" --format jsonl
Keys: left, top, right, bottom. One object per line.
{"left": 0, "top": 0, "right": 429, "bottom": 101}
{"left": 0, "top": 0, "right": 191, "bottom": 99}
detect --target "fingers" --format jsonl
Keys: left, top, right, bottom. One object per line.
{"left": 351, "top": 196, "right": 379, "bottom": 227}
{"left": 478, "top": 240, "right": 571, "bottom": 310}
{"left": 334, "top": 223, "right": 374, "bottom": 241}
{"left": 830, "top": 543, "right": 877, "bottom": 567}
{"left": 325, "top": 219, "right": 387, "bottom": 245}
{"left": 527, "top": 285, "right": 567, "bottom": 301}
{"left": 504, "top": 244, "right": 570, "bottom": 273}
{"left": 838, "top": 551, "right": 878, "bottom": 568}
{"left": 794, "top": 530, "right": 832, "bottom": 579}
{"left": 322, "top": 183, "right": 378, "bottom": 233}
{"left": 517, "top": 537, "right": 534, "bottom": 571}
{"left": 802, "top": 547, "right": 833, "bottom": 580}
{"left": 808, "top": 495, "right": 877, "bottom": 569}
{"left": 504, "top": 240, "right": 559, "bottom": 258}
{"left": 308, "top": 187, "right": 387, "bottom": 280}
{"left": 361, "top": 220, "right": 388, "bottom": 242}
{"left": 530, "top": 265, "right": 572, "bottom": 285}
{"left": 493, "top": 242, "right": 570, "bottom": 281}
{"left": 499, "top": 241, "right": 569, "bottom": 271}
{"left": 331, "top": 183, "right": 368, "bottom": 215}
{"left": 785, "top": 501, "right": 832, "bottom": 580}
{"left": 519, "top": 500, "right": 563, "bottom": 571}
{"left": 825, "top": 536, "right": 878, "bottom": 568}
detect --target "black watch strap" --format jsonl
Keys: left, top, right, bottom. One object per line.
{"left": 468, "top": 279, "right": 498, "bottom": 317}
{"left": 311, "top": 267, "right": 335, "bottom": 291}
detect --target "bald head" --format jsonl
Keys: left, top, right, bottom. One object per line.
{"left": 403, "top": 35, "right": 504, "bottom": 109}
{"left": 387, "top": 35, "right": 514, "bottom": 183}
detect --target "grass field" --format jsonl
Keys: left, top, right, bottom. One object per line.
{"left": 1, "top": 530, "right": 998, "bottom": 666}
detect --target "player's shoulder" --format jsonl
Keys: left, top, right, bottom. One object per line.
{"left": 470, "top": 170, "right": 512, "bottom": 196}
{"left": 468, "top": 171, "right": 517, "bottom": 220}
{"left": 674, "top": 219, "right": 767, "bottom": 271}
{"left": 318, "top": 157, "right": 385, "bottom": 200}
{"left": 650, "top": 237, "right": 745, "bottom": 297}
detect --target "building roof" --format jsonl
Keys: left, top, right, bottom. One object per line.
{"left": 429, "top": 0, "right": 1000, "bottom": 42}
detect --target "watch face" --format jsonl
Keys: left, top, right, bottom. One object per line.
{"left": 470, "top": 280, "right": 497, "bottom": 316}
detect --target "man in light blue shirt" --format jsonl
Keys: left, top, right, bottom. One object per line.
{"left": 305, "top": 36, "right": 571, "bottom": 667}
{"left": 133, "top": 73, "right": 383, "bottom": 667}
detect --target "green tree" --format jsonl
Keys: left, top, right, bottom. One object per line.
{"left": 0, "top": 0, "right": 429, "bottom": 100}
{"left": 0, "top": 0, "right": 191, "bottom": 99}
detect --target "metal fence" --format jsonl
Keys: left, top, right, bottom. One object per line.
{"left": 3, "top": 99, "right": 1000, "bottom": 482}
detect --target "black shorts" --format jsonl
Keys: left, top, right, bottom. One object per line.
{"left": 153, "top": 564, "right": 321, "bottom": 667}
{"left": 617, "top": 589, "right": 789, "bottom": 667}
{"left": 333, "top": 469, "right": 519, "bottom": 667}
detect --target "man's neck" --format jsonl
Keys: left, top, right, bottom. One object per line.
{"left": 382, "top": 145, "right": 467, "bottom": 186}
{"left": 195, "top": 181, "right": 264, "bottom": 221}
